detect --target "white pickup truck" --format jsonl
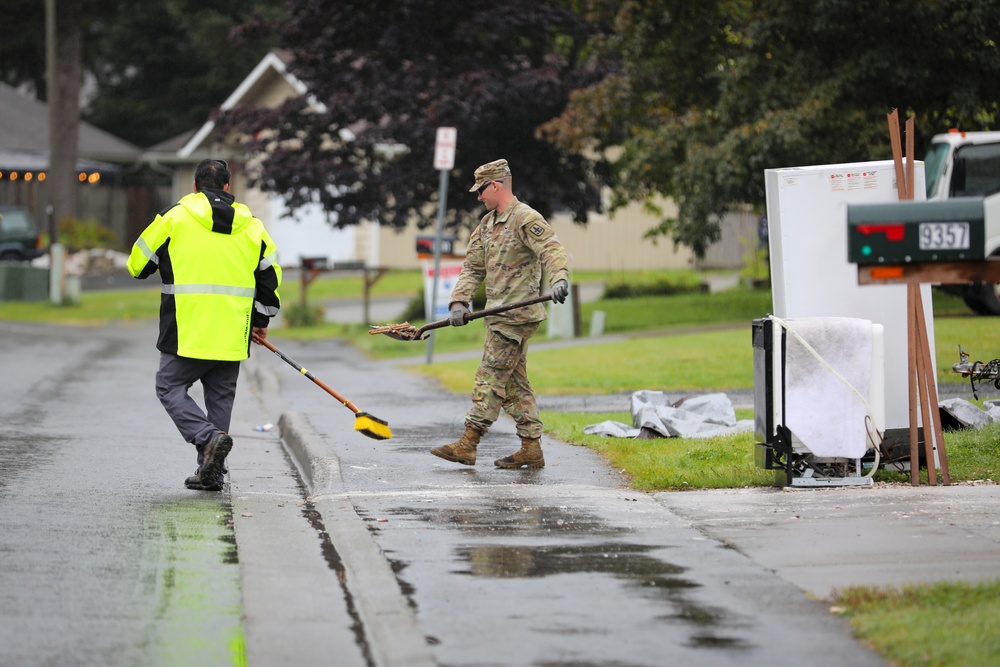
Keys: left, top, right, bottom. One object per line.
{"left": 924, "top": 129, "right": 1000, "bottom": 314}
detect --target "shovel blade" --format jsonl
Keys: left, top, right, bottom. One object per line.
{"left": 369, "top": 324, "right": 422, "bottom": 341}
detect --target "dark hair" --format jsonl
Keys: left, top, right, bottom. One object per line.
{"left": 194, "top": 159, "right": 230, "bottom": 191}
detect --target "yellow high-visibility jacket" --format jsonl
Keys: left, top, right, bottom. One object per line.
{"left": 127, "top": 188, "right": 281, "bottom": 360}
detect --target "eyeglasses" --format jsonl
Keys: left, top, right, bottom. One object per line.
{"left": 212, "top": 159, "right": 229, "bottom": 170}
{"left": 476, "top": 181, "right": 494, "bottom": 195}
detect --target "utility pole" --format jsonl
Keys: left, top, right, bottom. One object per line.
{"left": 45, "top": 0, "right": 83, "bottom": 304}
{"left": 45, "top": 0, "right": 82, "bottom": 225}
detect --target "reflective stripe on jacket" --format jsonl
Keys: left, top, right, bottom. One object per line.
{"left": 127, "top": 188, "right": 282, "bottom": 360}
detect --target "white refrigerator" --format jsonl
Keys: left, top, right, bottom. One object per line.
{"left": 764, "top": 159, "right": 934, "bottom": 438}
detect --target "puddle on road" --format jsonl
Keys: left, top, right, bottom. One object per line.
{"left": 374, "top": 502, "right": 750, "bottom": 652}
{"left": 378, "top": 503, "right": 627, "bottom": 537}
{"left": 456, "top": 542, "right": 687, "bottom": 581}
{"left": 456, "top": 541, "right": 749, "bottom": 651}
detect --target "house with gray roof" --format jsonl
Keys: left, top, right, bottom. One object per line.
{"left": 0, "top": 82, "right": 155, "bottom": 246}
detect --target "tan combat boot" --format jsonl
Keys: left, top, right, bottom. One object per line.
{"left": 430, "top": 424, "right": 482, "bottom": 465}
{"left": 494, "top": 437, "right": 545, "bottom": 469}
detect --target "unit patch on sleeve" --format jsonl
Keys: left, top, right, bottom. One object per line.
{"left": 527, "top": 223, "right": 550, "bottom": 239}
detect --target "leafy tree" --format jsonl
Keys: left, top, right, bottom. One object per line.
{"left": 83, "top": 0, "right": 281, "bottom": 147}
{"left": 0, "top": 0, "right": 280, "bottom": 148}
{"left": 545, "top": 0, "right": 1000, "bottom": 257}
{"left": 219, "top": 0, "right": 610, "bottom": 233}
{"left": 1, "top": 0, "right": 48, "bottom": 95}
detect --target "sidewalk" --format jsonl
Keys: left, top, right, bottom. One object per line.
{"left": 242, "top": 334, "right": 1000, "bottom": 666}
{"left": 654, "top": 482, "right": 1000, "bottom": 601}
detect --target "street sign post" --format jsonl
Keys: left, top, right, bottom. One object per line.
{"left": 427, "top": 127, "right": 457, "bottom": 364}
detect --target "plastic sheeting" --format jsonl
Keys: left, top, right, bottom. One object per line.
{"left": 583, "top": 390, "right": 753, "bottom": 439}
{"left": 939, "top": 398, "right": 1000, "bottom": 431}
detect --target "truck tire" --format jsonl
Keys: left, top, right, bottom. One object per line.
{"left": 962, "top": 283, "right": 1000, "bottom": 316}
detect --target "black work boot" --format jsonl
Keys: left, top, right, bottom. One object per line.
{"left": 185, "top": 468, "right": 218, "bottom": 491}
{"left": 195, "top": 444, "right": 228, "bottom": 475}
{"left": 430, "top": 424, "right": 482, "bottom": 465}
{"left": 186, "top": 432, "right": 232, "bottom": 491}
{"left": 494, "top": 437, "right": 545, "bottom": 469}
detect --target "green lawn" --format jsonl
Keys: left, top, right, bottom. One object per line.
{"left": 832, "top": 580, "right": 1000, "bottom": 667}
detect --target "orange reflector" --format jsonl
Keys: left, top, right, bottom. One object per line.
{"left": 870, "top": 266, "right": 905, "bottom": 279}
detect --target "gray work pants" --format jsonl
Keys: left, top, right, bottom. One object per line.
{"left": 155, "top": 352, "right": 240, "bottom": 451}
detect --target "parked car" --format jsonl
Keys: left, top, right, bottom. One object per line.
{"left": 0, "top": 205, "right": 45, "bottom": 262}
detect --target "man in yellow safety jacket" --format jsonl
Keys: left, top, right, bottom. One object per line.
{"left": 128, "top": 158, "right": 281, "bottom": 491}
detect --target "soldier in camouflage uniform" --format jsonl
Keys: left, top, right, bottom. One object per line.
{"left": 431, "top": 159, "right": 570, "bottom": 469}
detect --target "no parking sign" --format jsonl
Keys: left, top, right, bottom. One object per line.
{"left": 433, "top": 127, "right": 456, "bottom": 171}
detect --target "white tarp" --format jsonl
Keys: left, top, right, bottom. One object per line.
{"left": 939, "top": 398, "right": 1000, "bottom": 430}
{"left": 583, "top": 390, "right": 753, "bottom": 439}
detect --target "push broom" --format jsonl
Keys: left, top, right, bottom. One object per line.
{"left": 253, "top": 336, "right": 392, "bottom": 440}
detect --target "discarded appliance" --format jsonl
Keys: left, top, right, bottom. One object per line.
{"left": 752, "top": 315, "right": 885, "bottom": 487}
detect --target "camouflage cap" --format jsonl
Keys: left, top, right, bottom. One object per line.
{"left": 469, "top": 158, "right": 511, "bottom": 192}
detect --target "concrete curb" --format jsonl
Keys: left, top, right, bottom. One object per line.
{"left": 275, "top": 407, "right": 435, "bottom": 667}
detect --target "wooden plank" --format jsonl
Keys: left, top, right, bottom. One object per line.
{"left": 888, "top": 109, "right": 922, "bottom": 484}
{"left": 913, "top": 295, "right": 937, "bottom": 486}
{"left": 905, "top": 116, "right": 915, "bottom": 201}
{"left": 907, "top": 285, "right": 920, "bottom": 485}
{"left": 915, "top": 287, "right": 951, "bottom": 485}
{"left": 887, "top": 109, "right": 908, "bottom": 199}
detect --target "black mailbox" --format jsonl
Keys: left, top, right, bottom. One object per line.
{"left": 416, "top": 235, "right": 455, "bottom": 256}
{"left": 300, "top": 256, "right": 329, "bottom": 270}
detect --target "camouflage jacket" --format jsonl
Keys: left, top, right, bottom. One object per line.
{"left": 449, "top": 198, "right": 569, "bottom": 325}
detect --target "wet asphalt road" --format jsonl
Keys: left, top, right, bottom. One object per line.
{"left": 0, "top": 318, "right": 889, "bottom": 667}
{"left": 0, "top": 321, "right": 244, "bottom": 666}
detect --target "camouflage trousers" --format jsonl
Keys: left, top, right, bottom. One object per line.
{"left": 465, "top": 321, "right": 542, "bottom": 439}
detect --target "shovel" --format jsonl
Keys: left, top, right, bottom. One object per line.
{"left": 369, "top": 294, "right": 554, "bottom": 341}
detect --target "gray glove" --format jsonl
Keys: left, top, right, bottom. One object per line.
{"left": 449, "top": 303, "right": 471, "bottom": 327}
{"left": 551, "top": 279, "right": 569, "bottom": 304}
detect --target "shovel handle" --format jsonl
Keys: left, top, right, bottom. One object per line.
{"left": 420, "top": 293, "right": 555, "bottom": 335}
{"left": 468, "top": 293, "right": 555, "bottom": 321}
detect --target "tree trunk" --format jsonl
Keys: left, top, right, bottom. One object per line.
{"left": 45, "top": 0, "right": 82, "bottom": 228}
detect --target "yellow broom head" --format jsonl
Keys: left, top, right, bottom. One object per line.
{"left": 354, "top": 412, "right": 392, "bottom": 440}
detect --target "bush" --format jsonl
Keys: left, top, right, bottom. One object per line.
{"left": 282, "top": 303, "right": 325, "bottom": 327}
{"left": 49, "top": 217, "right": 120, "bottom": 252}
{"left": 602, "top": 277, "right": 707, "bottom": 299}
